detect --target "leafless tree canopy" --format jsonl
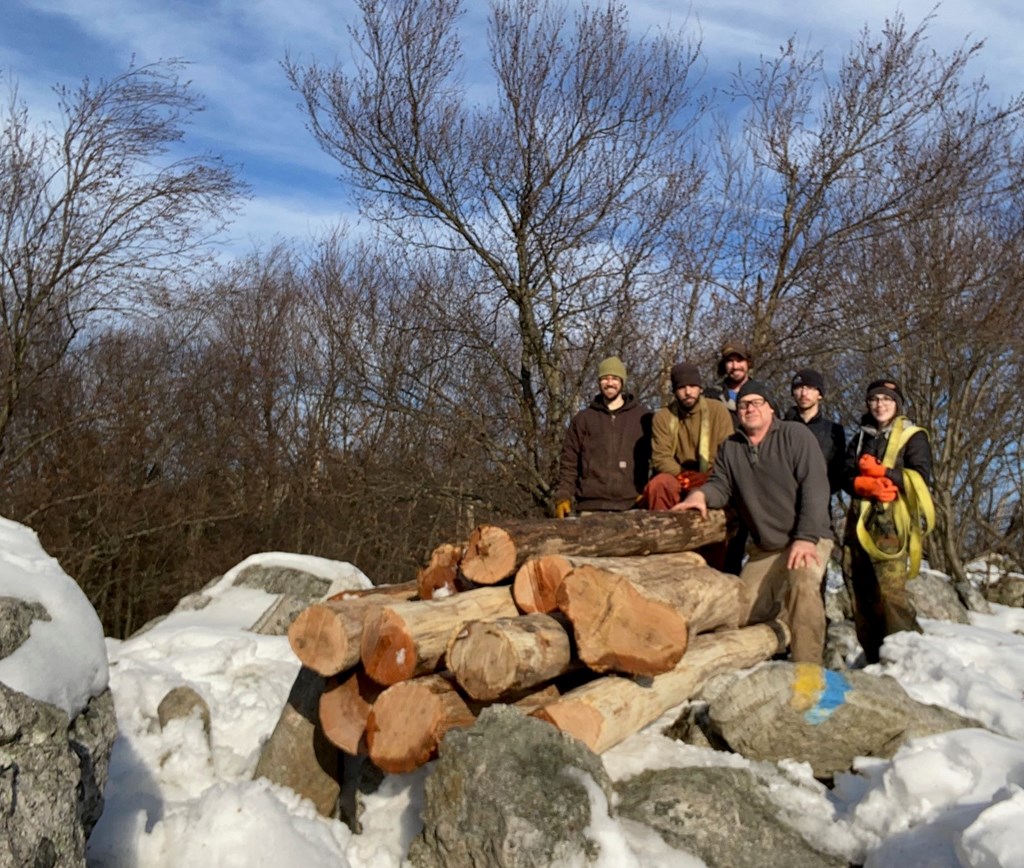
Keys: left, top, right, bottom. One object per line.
{"left": 2, "top": 4, "right": 1023, "bottom": 635}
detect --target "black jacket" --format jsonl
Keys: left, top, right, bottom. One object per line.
{"left": 843, "top": 413, "right": 932, "bottom": 496}
{"left": 555, "top": 393, "right": 652, "bottom": 510}
{"left": 783, "top": 407, "right": 847, "bottom": 494}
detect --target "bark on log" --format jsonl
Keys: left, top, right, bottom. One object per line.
{"left": 461, "top": 509, "right": 728, "bottom": 585}
{"left": 360, "top": 586, "right": 520, "bottom": 686}
{"left": 365, "top": 674, "right": 476, "bottom": 774}
{"left": 289, "top": 590, "right": 409, "bottom": 676}
{"left": 319, "top": 670, "right": 384, "bottom": 755}
{"left": 513, "top": 551, "right": 706, "bottom": 614}
{"left": 446, "top": 612, "right": 575, "bottom": 700}
{"left": 556, "top": 565, "right": 689, "bottom": 676}
{"left": 252, "top": 666, "right": 341, "bottom": 817}
{"left": 415, "top": 542, "right": 466, "bottom": 600}
{"left": 533, "top": 622, "right": 789, "bottom": 754}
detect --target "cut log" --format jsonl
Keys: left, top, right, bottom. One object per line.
{"left": 446, "top": 612, "right": 575, "bottom": 700}
{"left": 556, "top": 565, "right": 689, "bottom": 676}
{"left": 365, "top": 674, "right": 476, "bottom": 774}
{"left": 416, "top": 542, "right": 466, "bottom": 600}
{"left": 360, "top": 586, "right": 520, "bottom": 686}
{"left": 533, "top": 622, "right": 789, "bottom": 754}
{"left": 461, "top": 509, "right": 729, "bottom": 585}
{"left": 326, "top": 580, "right": 419, "bottom": 602}
{"left": 513, "top": 551, "right": 707, "bottom": 614}
{"left": 289, "top": 590, "right": 411, "bottom": 676}
{"left": 319, "top": 670, "right": 385, "bottom": 755}
{"left": 252, "top": 666, "right": 341, "bottom": 817}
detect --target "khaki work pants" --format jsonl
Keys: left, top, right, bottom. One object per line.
{"left": 738, "top": 538, "right": 833, "bottom": 665}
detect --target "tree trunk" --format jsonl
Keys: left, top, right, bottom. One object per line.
{"left": 288, "top": 591, "right": 407, "bottom": 676}
{"left": 252, "top": 666, "right": 341, "bottom": 817}
{"left": 416, "top": 542, "right": 466, "bottom": 600}
{"left": 445, "top": 612, "right": 575, "bottom": 700}
{"left": 461, "top": 509, "right": 729, "bottom": 585}
{"left": 359, "top": 586, "right": 519, "bottom": 685}
{"left": 318, "top": 670, "right": 384, "bottom": 755}
{"left": 533, "top": 622, "right": 789, "bottom": 754}
{"left": 555, "top": 565, "right": 689, "bottom": 676}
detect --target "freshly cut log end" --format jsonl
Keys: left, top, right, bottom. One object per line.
{"left": 416, "top": 543, "right": 465, "bottom": 600}
{"left": 446, "top": 613, "right": 572, "bottom": 701}
{"left": 288, "top": 604, "right": 351, "bottom": 676}
{"left": 513, "top": 555, "right": 574, "bottom": 613}
{"left": 365, "top": 676, "right": 476, "bottom": 774}
{"left": 533, "top": 692, "right": 606, "bottom": 747}
{"left": 461, "top": 525, "right": 516, "bottom": 585}
{"left": 319, "top": 671, "right": 383, "bottom": 755}
{"left": 360, "top": 608, "right": 417, "bottom": 685}
{"left": 557, "top": 565, "right": 688, "bottom": 676}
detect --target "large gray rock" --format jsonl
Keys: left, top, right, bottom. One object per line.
{"left": 982, "top": 573, "right": 1024, "bottom": 608}
{"left": 907, "top": 571, "right": 970, "bottom": 623}
{"left": 615, "top": 766, "right": 844, "bottom": 867}
{"left": 0, "top": 596, "right": 50, "bottom": 658}
{"left": 408, "top": 704, "right": 613, "bottom": 868}
{"left": 689, "top": 662, "right": 979, "bottom": 779}
{"left": 70, "top": 688, "right": 118, "bottom": 838}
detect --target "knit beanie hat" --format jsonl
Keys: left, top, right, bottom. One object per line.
{"left": 598, "top": 356, "right": 627, "bottom": 383}
{"left": 866, "top": 377, "right": 904, "bottom": 412}
{"left": 791, "top": 368, "right": 825, "bottom": 395}
{"left": 736, "top": 379, "right": 772, "bottom": 404}
{"left": 670, "top": 361, "right": 702, "bottom": 390}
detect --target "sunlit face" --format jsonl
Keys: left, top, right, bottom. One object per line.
{"left": 599, "top": 375, "right": 623, "bottom": 402}
{"left": 736, "top": 395, "right": 773, "bottom": 436}
{"left": 675, "top": 383, "right": 702, "bottom": 410}
{"left": 867, "top": 394, "right": 897, "bottom": 426}
{"left": 723, "top": 355, "right": 750, "bottom": 386}
{"left": 792, "top": 384, "right": 821, "bottom": 413}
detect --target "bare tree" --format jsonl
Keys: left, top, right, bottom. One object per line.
{"left": 286, "top": 0, "right": 706, "bottom": 508}
{"left": 0, "top": 60, "right": 245, "bottom": 477}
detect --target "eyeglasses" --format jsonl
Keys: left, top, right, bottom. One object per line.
{"left": 867, "top": 396, "right": 895, "bottom": 405}
{"left": 736, "top": 398, "right": 767, "bottom": 411}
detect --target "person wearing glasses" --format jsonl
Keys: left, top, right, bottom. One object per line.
{"left": 842, "top": 378, "right": 934, "bottom": 664}
{"left": 673, "top": 380, "right": 833, "bottom": 664}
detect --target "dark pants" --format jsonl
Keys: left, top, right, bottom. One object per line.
{"left": 844, "top": 505, "right": 921, "bottom": 663}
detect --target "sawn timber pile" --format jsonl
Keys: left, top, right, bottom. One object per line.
{"left": 257, "top": 509, "right": 790, "bottom": 812}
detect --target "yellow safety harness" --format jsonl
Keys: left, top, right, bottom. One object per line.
{"left": 668, "top": 397, "right": 712, "bottom": 472}
{"left": 854, "top": 416, "right": 936, "bottom": 578}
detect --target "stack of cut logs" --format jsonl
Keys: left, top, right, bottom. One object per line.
{"left": 267, "top": 509, "right": 789, "bottom": 798}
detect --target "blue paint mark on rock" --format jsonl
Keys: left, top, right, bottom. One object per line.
{"left": 804, "top": 669, "right": 851, "bottom": 725}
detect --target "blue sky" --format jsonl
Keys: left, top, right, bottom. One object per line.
{"left": 3, "top": 0, "right": 1021, "bottom": 259}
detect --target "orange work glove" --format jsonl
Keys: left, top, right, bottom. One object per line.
{"left": 554, "top": 499, "right": 572, "bottom": 519}
{"left": 858, "top": 454, "right": 888, "bottom": 478}
{"left": 677, "top": 470, "right": 710, "bottom": 490}
{"left": 853, "top": 476, "right": 899, "bottom": 502}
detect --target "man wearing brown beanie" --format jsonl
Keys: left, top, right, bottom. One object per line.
{"left": 643, "top": 361, "right": 734, "bottom": 512}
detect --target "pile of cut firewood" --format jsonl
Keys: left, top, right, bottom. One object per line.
{"left": 256, "top": 510, "right": 789, "bottom": 812}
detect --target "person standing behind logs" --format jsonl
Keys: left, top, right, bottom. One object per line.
{"left": 643, "top": 361, "right": 734, "bottom": 510}
{"left": 784, "top": 368, "right": 846, "bottom": 521}
{"left": 673, "top": 380, "right": 833, "bottom": 665}
{"left": 842, "top": 377, "right": 935, "bottom": 664}
{"left": 553, "top": 356, "right": 652, "bottom": 518}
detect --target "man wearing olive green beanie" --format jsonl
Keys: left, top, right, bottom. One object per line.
{"left": 552, "top": 356, "right": 652, "bottom": 517}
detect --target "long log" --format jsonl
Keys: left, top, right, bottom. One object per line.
{"left": 555, "top": 565, "right": 690, "bottom": 676}
{"left": 318, "top": 670, "right": 384, "bottom": 755}
{"left": 460, "top": 509, "right": 729, "bottom": 585}
{"left": 415, "top": 542, "right": 466, "bottom": 600}
{"left": 533, "top": 622, "right": 789, "bottom": 754}
{"left": 288, "top": 588, "right": 415, "bottom": 676}
{"left": 360, "top": 586, "right": 520, "bottom": 685}
{"left": 365, "top": 676, "right": 561, "bottom": 774}
{"left": 327, "top": 580, "right": 420, "bottom": 602}
{"left": 446, "top": 612, "right": 575, "bottom": 700}
{"left": 513, "top": 551, "right": 707, "bottom": 614}
{"left": 252, "top": 666, "right": 341, "bottom": 817}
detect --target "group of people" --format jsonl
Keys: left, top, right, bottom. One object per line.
{"left": 553, "top": 342, "right": 935, "bottom": 667}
